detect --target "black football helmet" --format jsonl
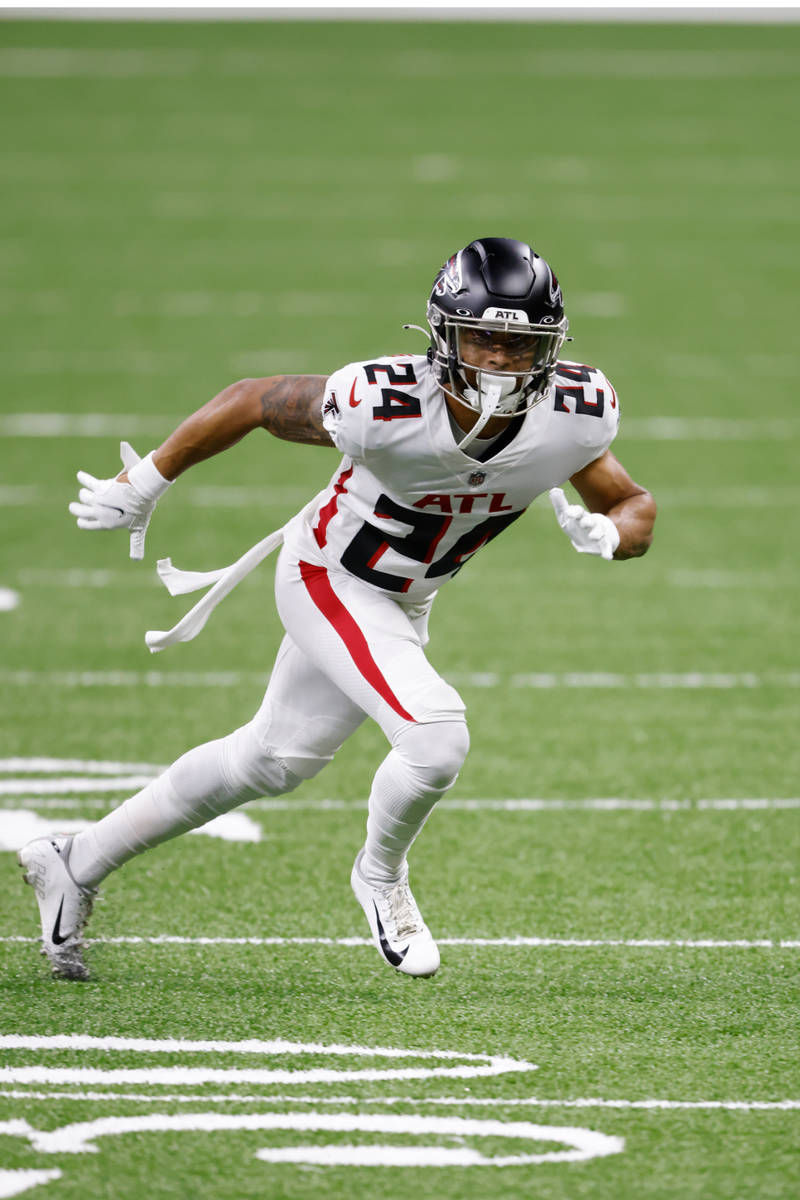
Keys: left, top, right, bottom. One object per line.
{"left": 425, "top": 237, "right": 569, "bottom": 444}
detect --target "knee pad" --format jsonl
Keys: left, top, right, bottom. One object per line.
{"left": 393, "top": 719, "right": 470, "bottom": 792}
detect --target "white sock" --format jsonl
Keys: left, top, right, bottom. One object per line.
{"left": 360, "top": 720, "right": 469, "bottom": 885}
{"left": 68, "top": 724, "right": 295, "bottom": 889}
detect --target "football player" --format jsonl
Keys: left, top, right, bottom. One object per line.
{"left": 19, "top": 237, "right": 656, "bottom": 981}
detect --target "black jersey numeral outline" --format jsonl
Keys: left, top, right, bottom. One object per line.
{"left": 554, "top": 363, "right": 605, "bottom": 419}
{"left": 362, "top": 362, "right": 423, "bottom": 422}
{"left": 340, "top": 493, "right": 523, "bottom": 593}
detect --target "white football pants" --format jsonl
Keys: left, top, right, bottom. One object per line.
{"left": 69, "top": 549, "right": 469, "bottom": 890}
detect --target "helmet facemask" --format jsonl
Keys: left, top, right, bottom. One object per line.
{"left": 427, "top": 306, "right": 569, "bottom": 448}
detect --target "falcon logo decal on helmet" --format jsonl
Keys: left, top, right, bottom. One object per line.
{"left": 433, "top": 252, "right": 464, "bottom": 298}
{"left": 548, "top": 267, "right": 563, "bottom": 307}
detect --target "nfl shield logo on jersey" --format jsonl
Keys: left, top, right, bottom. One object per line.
{"left": 468, "top": 470, "right": 486, "bottom": 487}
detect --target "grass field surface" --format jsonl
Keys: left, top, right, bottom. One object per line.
{"left": 1, "top": 16, "right": 798, "bottom": 1200}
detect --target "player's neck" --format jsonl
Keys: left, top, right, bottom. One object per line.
{"left": 446, "top": 409, "right": 504, "bottom": 455}
{"left": 443, "top": 390, "right": 513, "bottom": 444}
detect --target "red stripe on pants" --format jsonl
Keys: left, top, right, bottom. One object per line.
{"left": 298, "top": 560, "right": 415, "bottom": 723}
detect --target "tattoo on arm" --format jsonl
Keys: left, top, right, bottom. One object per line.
{"left": 258, "top": 375, "right": 333, "bottom": 447}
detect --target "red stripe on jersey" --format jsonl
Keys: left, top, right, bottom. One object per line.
{"left": 367, "top": 541, "right": 389, "bottom": 569}
{"left": 298, "top": 560, "right": 416, "bottom": 722}
{"left": 423, "top": 515, "right": 452, "bottom": 564}
{"left": 313, "top": 465, "right": 354, "bottom": 549}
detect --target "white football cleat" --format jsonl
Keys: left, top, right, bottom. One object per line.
{"left": 351, "top": 849, "right": 440, "bottom": 978}
{"left": 18, "top": 835, "right": 97, "bottom": 981}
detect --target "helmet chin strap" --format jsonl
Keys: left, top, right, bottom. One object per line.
{"left": 456, "top": 381, "right": 504, "bottom": 451}
{"left": 456, "top": 372, "right": 521, "bottom": 451}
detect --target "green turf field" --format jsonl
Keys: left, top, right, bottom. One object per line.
{"left": 1, "top": 16, "right": 799, "bottom": 1199}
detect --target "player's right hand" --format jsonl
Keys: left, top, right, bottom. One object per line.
{"left": 548, "top": 486, "right": 620, "bottom": 561}
{"left": 69, "top": 441, "right": 172, "bottom": 560}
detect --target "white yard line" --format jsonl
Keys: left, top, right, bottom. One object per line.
{"left": 0, "top": 777, "right": 158, "bottom": 795}
{"left": 0, "top": 413, "right": 181, "bottom": 437}
{"left": 0, "top": 799, "right": 116, "bottom": 809}
{"left": 3, "top": 487, "right": 800, "bottom": 515}
{"left": 0, "top": 758, "right": 166, "bottom": 775}
{"left": 0, "top": 1170, "right": 61, "bottom": 1199}
{"left": 3, "top": 1110, "right": 621, "bottom": 1167}
{"left": 0, "top": 412, "right": 176, "bottom": 436}
{"left": 0, "top": 1090, "right": 796, "bottom": 1113}
{"left": 0, "top": 589, "right": 20, "bottom": 612}
{"left": 2, "top": 413, "right": 797, "bottom": 441}
{"left": 3, "top": 797, "right": 800, "bottom": 813}
{"left": 0, "top": 488, "right": 41, "bottom": 507}
{"left": 2, "top": 935, "right": 798, "bottom": 950}
{"left": 0, "top": 809, "right": 262, "bottom": 851}
{"left": 620, "top": 418, "right": 798, "bottom": 440}
{"left": 14, "top": 569, "right": 159, "bottom": 589}
{"left": 2, "top": 670, "right": 798, "bottom": 690}
{"left": 0, "top": 1036, "right": 496, "bottom": 1060}
{"left": 9, "top": 567, "right": 800, "bottom": 589}
{"left": 0, "top": 671, "right": 266, "bottom": 688}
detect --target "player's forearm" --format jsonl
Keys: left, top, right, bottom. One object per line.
{"left": 607, "top": 491, "right": 657, "bottom": 559}
{"left": 148, "top": 379, "right": 267, "bottom": 480}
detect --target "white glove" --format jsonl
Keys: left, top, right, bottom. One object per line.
{"left": 68, "top": 441, "right": 172, "bottom": 560}
{"left": 549, "top": 487, "right": 620, "bottom": 561}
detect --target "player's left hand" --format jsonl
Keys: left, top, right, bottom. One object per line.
{"left": 548, "top": 487, "right": 620, "bottom": 561}
{"left": 68, "top": 441, "right": 172, "bottom": 560}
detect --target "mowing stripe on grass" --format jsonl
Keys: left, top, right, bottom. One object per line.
{"left": 2, "top": 936, "right": 799, "bottom": 950}
{"left": 1, "top": 46, "right": 799, "bottom": 77}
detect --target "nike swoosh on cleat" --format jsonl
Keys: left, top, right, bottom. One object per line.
{"left": 51, "top": 896, "right": 70, "bottom": 945}
{"left": 373, "top": 902, "right": 409, "bottom": 967}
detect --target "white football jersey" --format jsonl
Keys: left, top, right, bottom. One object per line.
{"left": 282, "top": 353, "right": 619, "bottom": 602}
